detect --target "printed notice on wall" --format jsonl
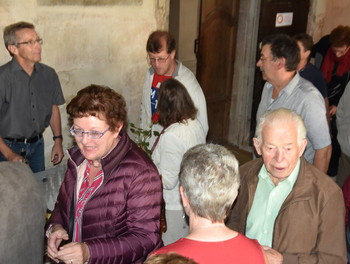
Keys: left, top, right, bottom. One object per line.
{"left": 275, "top": 12, "right": 293, "bottom": 27}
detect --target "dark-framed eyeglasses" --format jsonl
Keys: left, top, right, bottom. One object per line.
{"left": 15, "top": 38, "right": 43, "bottom": 46}
{"left": 147, "top": 54, "right": 171, "bottom": 64}
{"left": 70, "top": 126, "right": 110, "bottom": 139}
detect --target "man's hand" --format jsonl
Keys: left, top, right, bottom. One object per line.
{"left": 51, "top": 140, "right": 64, "bottom": 165}
{"left": 0, "top": 138, "right": 26, "bottom": 163}
{"left": 329, "top": 105, "right": 337, "bottom": 117}
{"left": 5, "top": 151, "right": 25, "bottom": 163}
{"left": 262, "top": 246, "right": 283, "bottom": 264}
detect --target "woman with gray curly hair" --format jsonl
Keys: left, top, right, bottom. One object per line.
{"left": 153, "top": 144, "right": 266, "bottom": 263}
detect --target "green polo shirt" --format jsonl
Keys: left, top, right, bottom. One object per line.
{"left": 245, "top": 159, "right": 300, "bottom": 247}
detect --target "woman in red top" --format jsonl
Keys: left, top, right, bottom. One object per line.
{"left": 153, "top": 144, "right": 274, "bottom": 264}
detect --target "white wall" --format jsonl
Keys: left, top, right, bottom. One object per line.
{"left": 0, "top": 0, "right": 169, "bottom": 168}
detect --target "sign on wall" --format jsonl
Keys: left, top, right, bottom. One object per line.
{"left": 275, "top": 12, "right": 293, "bottom": 27}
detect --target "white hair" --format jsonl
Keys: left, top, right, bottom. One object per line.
{"left": 255, "top": 108, "right": 307, "bottom": 146}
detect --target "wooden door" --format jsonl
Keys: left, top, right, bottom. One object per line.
{"left": 250, "top": 0, "right": 310, "bottom": 138}
{"left": 196, "top": 0, "right": 239, "bottom": 144}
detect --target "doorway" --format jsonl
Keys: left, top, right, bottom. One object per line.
{"left": 196, "top": 0, "right": 240, "bottom": 144}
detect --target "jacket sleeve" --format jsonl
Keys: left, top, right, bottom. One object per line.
{"left": 155, "top": 132, "right": 185, "bottom": 190}
{"left": 226, "top": 190, "right": 246, "bottom": 232}
{"left": 282, "top": 188, "right": 347, "bottom": 264}
{"left": 336, "top": 81, "right": 350, "bottom": 156}
{"left": 86, "top": 166, "right": 163, "bottom": 264}
{"left": 226, "top": 162, "right": 252, "bottom": 233}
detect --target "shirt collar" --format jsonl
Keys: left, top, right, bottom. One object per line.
{"left": 9, "top": 57, "right": 40, "bottom": 73}
{"left": 9, "top": 58, "right": 22, "bottom": 72}
{"left": 266, "top": 72, "right": 300, "bottom": 98}
{"left": 278, "top": 72, "right": 300, "bottom": 97}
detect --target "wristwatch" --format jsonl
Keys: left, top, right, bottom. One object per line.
{"left": 53, "top": 135, "right": 63, "bottom": 141}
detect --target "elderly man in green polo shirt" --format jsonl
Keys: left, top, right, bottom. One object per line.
{"left": 227, "top": 108, "right": 346, "bottom": 264}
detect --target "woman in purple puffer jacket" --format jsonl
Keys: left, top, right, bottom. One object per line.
{"left": 46, "top": 84, "right": 163, "bottom": 264}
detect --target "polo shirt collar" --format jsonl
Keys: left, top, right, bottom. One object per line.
{"left": 278, "top": 72, "right": 300, "bottom": 97}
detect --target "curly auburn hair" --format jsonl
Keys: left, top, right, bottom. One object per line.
{"left": 66, "top": 84, "right": 127, "bottom": 131}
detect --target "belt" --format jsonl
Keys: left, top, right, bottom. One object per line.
{"left": 4, "top": 134, "right": 43, "bottom": 144}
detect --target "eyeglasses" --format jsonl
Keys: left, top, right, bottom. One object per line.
{"left": 15, "top": 38, "right": 43, "bottom": 46}
{"left": 147, "top": 54, "right": 170, "bottom": 64}
{"left": 259, "top": 55, "right": 276, "bottom": 63}
{"left": 70, "top": 126, "right": 110, "bottom": 139}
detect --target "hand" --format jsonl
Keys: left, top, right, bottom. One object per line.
{"left": 262, "top": 246, "right": 283, "bottom": 264}
{"left": 51, "top": 140, "right": 64, "bottom": 165}
{"left": 56, "top": 242, "right": 90, "bottom": 264}
{"left": 5, "top": 151, "right": 25, "bottom": 163}
{"left": 47, "top": 225, "right": 69, "bottom": 263}
{"left": 329, "top": 105, "right": 337, "bottom": 117}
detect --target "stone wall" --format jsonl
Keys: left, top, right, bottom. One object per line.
{"left": 0, "top": 0, "right": 169, "bottom": 168}
{"left": 309, "top": 0, "right": 350, "bottom": 42}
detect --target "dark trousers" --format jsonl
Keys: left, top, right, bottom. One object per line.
{"left": 328, "top": 117, "right": 341, "bottom": 176}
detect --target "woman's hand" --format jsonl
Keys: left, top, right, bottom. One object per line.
{"left": 56, "top": 242, "right": 90, "bottom": 264}
{"left": 262, "top": 246, "right": 283, "bottom": 264}
{"left": 46, "top": 224, "right": 69, "bottom": 263}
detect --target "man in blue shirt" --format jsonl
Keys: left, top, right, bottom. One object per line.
{"left": 255, "top": 34, "right": 331, "bottom": 173}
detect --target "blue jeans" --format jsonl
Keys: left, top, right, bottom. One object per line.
{"left": 0, "top": 138, "right": 45, "bottom": 173}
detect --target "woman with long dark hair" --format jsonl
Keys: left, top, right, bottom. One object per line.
{"left": 151, "top": 78, "right": 206, "bottom": 245}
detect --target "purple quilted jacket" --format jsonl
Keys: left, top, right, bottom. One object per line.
{"left": 49, "top": 131, "right": 163, "bottom": 263}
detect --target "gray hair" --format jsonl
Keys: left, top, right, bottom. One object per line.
{"left": 3, "top": 21, "right": 35, "bottom": 56}
{"left": 255, "top": 108, "right": 307, "bottom": 145}
{"left": 179, "top": 144, "right": 240, "bottom": 222}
